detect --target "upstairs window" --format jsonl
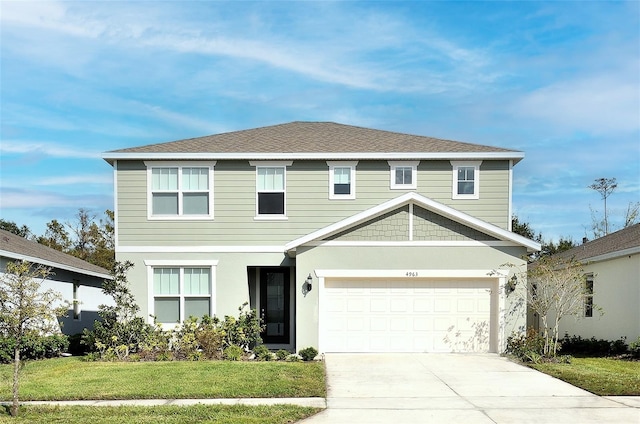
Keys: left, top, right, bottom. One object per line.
{"left": 327, "top": 161, "right": 357, "bottom": 199}
{"left": 451, "top": 161, "right": 481, "bottom": 199}
{"left": 584, "top": 274, "right": 594, "bottom": 318}
{"left": 146, "top": 161, "right": 215, "bottom": 219}
{"left": 250, "top": 161, "right": 292, "bottom": 218}
{"left": 388, "top": 161, "right": 418, "bottom": 190}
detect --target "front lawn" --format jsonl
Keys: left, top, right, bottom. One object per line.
{"left": 0, "top": 357, "right": 326, "bottom": 400}
{"left": 0, "top": 404, "right": 321, "bottom": 424}
{"left": 531, "top": 357, "right": 640, "bottom": 396}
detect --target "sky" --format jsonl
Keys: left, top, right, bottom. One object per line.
{"left": 1, "top": 0, "right": 639, "bottom": 244}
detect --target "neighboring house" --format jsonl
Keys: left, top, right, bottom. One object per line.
{"left": 0, "top": 229, "right": 113, "bottom": 335}
{"left": 103, "top": 121, "right": 540, "bottom": 353}
{"left": 528, "top": 224, "right": 640, "bottom": 342}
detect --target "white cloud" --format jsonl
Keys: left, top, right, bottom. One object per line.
{"left": 0, "top": 141, "right": 102, "bottom": 159}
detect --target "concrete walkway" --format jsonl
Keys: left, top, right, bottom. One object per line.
{"left": 299, "top": 353, "right": 640, "bottom": 424}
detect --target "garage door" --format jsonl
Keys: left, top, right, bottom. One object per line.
{"left": 322, "top": 279, "right": 492, "bottom": 353}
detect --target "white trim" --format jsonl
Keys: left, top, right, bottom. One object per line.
{"left": 105, "top": 152, "right": 524, "bottom": 162}
{"left": 248, "top": 160, "right": 294, "bottom": 167}
{"left": 451, "top": 160, "right": 481, "bottom": 200}
{"left": 113, "top": 160, "right": 119, "bottom": 249}
{"left": 144, "top": 160, "right": 216, "bottom": 220}
{"left": 303, "top": 240, "right": 524, "bottom": 248}
{"left": 582, "top": 247, "right": 640, "bottom": 264}
{"left": 508, "top": 160, "right": 513, "bottom": 231}
{"left": 0, "top": 250, "right": 112, "bottom": 280}
{"left": 388, "top": 161, "right": 419, "bottom": 190}
{"left": 117, "top": 245, "right": 284, "bottom": 253}
{"left": 327, "top": 161, "right": 358, "bottom": 200}
{"left": 315, "top": 268, "right": 504, "bottom": 279}
{"left": 144, "top": 260, "right": 219, "bottom": 266}
{"left": 285, "top": 192, "right": 541, "bottom": 253}
{"left": 408, "top": 203, "right": 414, "bottom": 241}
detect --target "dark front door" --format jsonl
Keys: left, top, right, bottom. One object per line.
{"left": 260, "top": 268, "right": 289, "bottom": 344}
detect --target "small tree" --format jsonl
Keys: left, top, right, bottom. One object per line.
{"left": 84, "top": 261, "right": 152, "bottom": 358}
{"left": 0, "top": 261, "right": 67, "bottom": 417}
{"left": 527, "top": 256, "right": 591, "bottom": 356}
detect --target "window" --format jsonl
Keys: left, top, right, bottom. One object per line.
{"left": 584, "top": 274, "right": 594, "bottom": 318}
{"left": 327, "top": 161, "right": 357, "bottom": 199}
{"left": 152, "top": 267, "right": 212, "bottom": 323}
{"left": 451, "top": 161, "right": 481, "bottom": 199}
{"left": 145, "top": 161, "right": 215, "bottom": 219}
{"left": 388, "top": 161, "right": 418, "bottom": 190}
{"left": 250, "top": 161, "right": 292, "bottom": 218}
{"left": 73, "top": 282, "right": 80, "bottom": 320}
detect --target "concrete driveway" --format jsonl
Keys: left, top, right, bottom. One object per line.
{"left": 300, "top": 353, "right": 639, "bottom": 424}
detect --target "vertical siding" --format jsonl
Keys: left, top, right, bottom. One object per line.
{"left": 116, "top": 159, "right": 511, "bottom": 246}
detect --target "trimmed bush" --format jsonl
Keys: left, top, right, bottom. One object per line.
{"left": 0, "top": 333, "right": 69, "bottom": 364}
{"left": 253, "top": 345, "right": 273, "bottom": 361}
{"left": 276, "top": 349, "right": 290, "bottom": 361}
{"left": 560, "top": 334, "right": 629, "bottom": 357}
{"left": 223, "top": 344, "right": 244, "bottom": 361}
{"left": 298, "top": 346, "right": 318, "bottom": 362}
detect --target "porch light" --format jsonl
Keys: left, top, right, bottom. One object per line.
{"left": 505, "top": 275, "right": 517, "bottom": 295}
{"left": 304, "top": 273, "right": 313, "bottom": 292}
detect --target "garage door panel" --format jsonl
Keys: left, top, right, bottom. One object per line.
{"left": 323, "top": 279, "right": 493, "bottom": 353}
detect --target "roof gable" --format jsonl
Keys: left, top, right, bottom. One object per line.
{"left": 0, "top": 229, "right": 112, "bottom": 279}
{"left": 103, "top": 122, "right": 523, "bottom": 163}
{"left": 285, "top": 192, "right": 541, "bottom": 253}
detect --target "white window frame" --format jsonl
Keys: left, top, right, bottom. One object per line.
{"left": 249, "top": 161, "right": 292, "bottom": 220}
{"left": 451, "top": 160, "right": 482, "bottom": 199}
{"left": 388, "top": 161, "right": 419, "bottom": 190}
{"left": 327, "top": 161, "right": 357, "bottom": 200}
{"left": 144, "top": 260, "right": 218, "bottom": 327}
{"left": 145, "top": 161, "right": 216, "bottom": 220}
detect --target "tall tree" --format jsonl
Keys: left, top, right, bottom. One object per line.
{"left": 588, "top": 177, "right": 617, "bottom": 235}
{"left": 0, "top": 220, "right": 31, "bottom": 239}
{"left": 37, "top": 219, "right": 72, "bottom": 252}
{"left": 0, "top": 261, "right": 67, "bottom": 417}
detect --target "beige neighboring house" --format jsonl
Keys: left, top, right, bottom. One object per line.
{"left": 0, "top": 229, "right": 113, "bottom": 335}
{"left": 103, "top": 121, "right": 540, "bottom": 353}
{"left": 529, "top": 224, "right": 640, "bottom": 342}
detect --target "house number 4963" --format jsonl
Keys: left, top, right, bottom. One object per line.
{"left": 405, "top": 271, "right": 418, "bottom": 277}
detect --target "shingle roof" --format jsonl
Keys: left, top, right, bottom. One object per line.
{"left": 0, "top": 229, "right": 112, "bottom": 279}
{"left": 105, "top": 121, "right": 520, "bottom": 157}
{"left": 555, "top": 223, "right": 640, "bottom": 262}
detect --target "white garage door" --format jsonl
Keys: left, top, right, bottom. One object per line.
{"left": 322, "top": 279, "right": 492, "bottom": 353}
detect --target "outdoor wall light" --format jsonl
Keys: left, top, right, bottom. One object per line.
{"left": 304, "top": 273, "right": 313, "bottom": 292}
{"left": 505, "top": 275, "right": 517, "bottom": 295}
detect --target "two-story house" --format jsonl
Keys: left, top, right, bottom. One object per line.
{"left": 103, "top": 122, "right": 540, "bottom": 353}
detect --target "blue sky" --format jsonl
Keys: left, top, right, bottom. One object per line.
{"left": 1, "top": 1, "right": 638, "bottom": 243}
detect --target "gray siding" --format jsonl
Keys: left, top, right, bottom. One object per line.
{"left": 116, "top": 159, "right": 511, "bottom": 246}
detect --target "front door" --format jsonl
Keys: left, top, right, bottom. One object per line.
{"left": 260, "top": 268, "right": 290, "bottom": 344}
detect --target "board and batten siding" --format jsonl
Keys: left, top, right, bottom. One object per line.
{"left": 116, "top": 160, "right": 511, "bottom": 246}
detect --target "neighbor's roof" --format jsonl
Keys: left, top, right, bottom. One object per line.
{"left": 556, "top": 223, "right": 640, "bottom": 263}
{"left": 103, "top": 121, "right": 523, "bottom": 163}
{"left": 0, "top": 229, "right": 112, "bottom": 279}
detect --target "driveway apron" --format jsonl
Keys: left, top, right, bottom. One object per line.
{"left": 300, "top": 353, "right": 639, "bottom": 424}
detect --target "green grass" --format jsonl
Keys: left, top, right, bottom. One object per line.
{"left": 531, "top": 357, "right": 640, "bottom": 396}
{"left": 0, "top": 404, "right": 321, "bottom": 423}
{"left": 0, "top": 357, "right": 326, "bottom": 400}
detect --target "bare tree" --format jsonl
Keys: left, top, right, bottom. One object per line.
{"left": 0, "top": 261, "right": 67, "bottom": 416}
{"left": 589, "top": 177, "right": 617, "bottom": 235}
{"left": 527, "top": 256, "right": 591, "bottom": 356}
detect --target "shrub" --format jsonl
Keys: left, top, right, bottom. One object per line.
{"left": 560, "top": 334, "right": 629, "bottom": 357}
{"left": 223, "top": 344, "right": 244, "bottom": 361}
{"left": 276, "top": 349, "right": 290, "bottom": 361}
{"left": 0, "top": 333, "right": 69, "bottom": 364}
{"left": 629, "top": 337, "right": 640, "bottom": 359}
{"left": 505, "top": 328, "right": 545, "bottom": 362}
{"left": 286, "top": 354, "right": 301, "bottom": 362}
{"left": 219, "top": 303, "right": 264, "bottom": 351}
{"left": 298, "top": 346, "right": 318, "bottom": 361}
{"left": 253, "top": 345, "right": 273, "bottom": 361}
